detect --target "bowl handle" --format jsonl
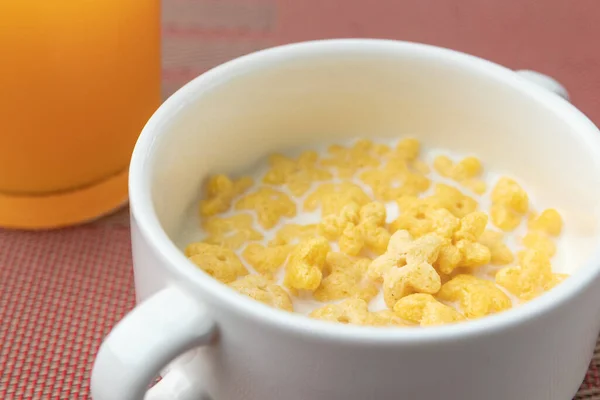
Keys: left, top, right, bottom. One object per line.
{"left": 91, "top": 285, "right": 216, "bottom": 400}
{"left": 515, "top": 70, "right": 570, "bottom": 101}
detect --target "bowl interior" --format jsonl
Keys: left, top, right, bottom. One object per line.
{"left": 145, "top": 42, "right": 600, "bottom": 275}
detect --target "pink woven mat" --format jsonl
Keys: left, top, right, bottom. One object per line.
{"left": 2, "top": 0, "right": 600, "bottom": 398}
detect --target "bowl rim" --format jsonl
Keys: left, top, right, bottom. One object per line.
{"left": 129, "top": 38, "right": 600, "bottom": 344}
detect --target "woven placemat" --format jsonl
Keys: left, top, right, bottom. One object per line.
{"left": 0, "top": 208, "right": 598, "bottom": 399}
{"left": 2, "top": 0, "right": 600, "bottom": 398}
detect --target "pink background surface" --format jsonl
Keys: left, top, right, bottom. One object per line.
{"left": 163, "top": 0, "right": 600, "bottom": 126}
{"left": 1, "top": 1, "right": 600, "bottom": 398}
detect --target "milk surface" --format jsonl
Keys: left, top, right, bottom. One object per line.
{"left": 178, "top": 138, "right": 579, "bottom": 314}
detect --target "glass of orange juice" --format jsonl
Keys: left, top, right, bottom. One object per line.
{"left": 0, "top": 0, "right": 161, "bottom": 229}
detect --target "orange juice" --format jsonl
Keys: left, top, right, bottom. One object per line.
{"left": 0, "top": 1, "right": 160, "bottom": 228}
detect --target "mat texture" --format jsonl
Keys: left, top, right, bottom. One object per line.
{"left": 2, "top": 0, "right": 600, "bottom": 398}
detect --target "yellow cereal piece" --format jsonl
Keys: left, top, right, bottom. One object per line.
{"left": 202, "top": 214, "right": 263, "bottom": 250}
{"left": 522, "top": 231, "right": 556, "bottom": 257}
{"left": 358, "top": 202, "right": 393, "bottom": 254}
{"left": 479, "top": 230, "right": 514, "bottom": 265}
{"left": 429, "top": 183, "right": 478, "bottom": 218}
{"left": 450, "top": 212, "right": 491, "bottom": 269}
{"left": 339, "top": 224, "right": 365, "bottom": 257}
{"left": 368, "top": 230, "right": 443, "bottom": 307}
{"left": 528, "top": 209, "right": 563, "bottom": 236}
{"left": 435, "top": 244, "right": 462, "bottom": 276}
{"left": 519, "top": 208, "right": 560, "bottom": 259}
{"left": 283, "top": 237, "right": 330, "bottom": 291}
{"left": 462, "top": 179, "right": 487, "bottom": 195}
{"left": 437, "top": 275, "right": 512, "bottom": 318}
{"left": 368, "top": 310, "right": 410, "bottom": 327}
{"left": 368, "top": 230, "right": 414, "bottom": 280}
{"left": 393, "top": 293, "right": 465, "bottom": 326}
{"left": 186, "top": 243, "right": 248, "bottom": 283}
{"left": 402, "top": 171, "right": 432, "bottom": 194}
{"left": 433, "top": 155, "right": 486, "bottom": 194}
{"left": 432, "top": 155, "right": 454, "bottom": 178}
{"left": 242, "top": 243, "right": 293, "bottom": 275}
{"left": 235, "top": 187, "right": 296, "bottom": 229}
{"left": 360, "top": 201, "right": 388, "bottom": 226}
{"left": 319, "top": 201, "right": 391, "bottom": 256}
{"left": 390, "top": 138, "right": 421, "bottom": 164}
{"left": 454, "top": 211, "right": 487, "bottom": 242}
{"left": 455, "top": 240, "right": 491, "bottom": 268}
{"left": 430, "top": 207, "right": 460, "bottom": 238}
{"left": 359, "top": 168, "right": 398, "bottom": 201}
{"left": 490, "top": 205, "right": 522, "bottom": 232}
{"left": 262, "top": 151, "right": 333, "bottom": 196}
{"left": 495, "top": 249, "right": 564, "bottom": 300}
{"left": 412, "top": 159, "right": 431, "bottom": 175}
{"left": 229, "top": 275, "right": 293, "bottom": 311}
{"left": 405, "top": 234, "right": 444, "bottom": 268}
{"left": 430, "top": 211, "right": 491, "bottom": 274}
{"left": 391, "top": 196, "right": 439, "bottom": 237}
{"left": 384, "top": 258, "right": 443, "bottom": 308}
{"left": 458, "top": 157, "right": 482, "bottom": 178}
{"left": 490, "top": 177, "right": 529, "bottom": 231}
{"left": 400, "top": 236, "right": 440, "bottom": 266}
{"left": 491, "top": 177, "right": 529, "bottom": 213}
{"left": 199, "top": 174, "right": 253, "bottom": 217}
{"left": 454, "top": 156, "right": 482, "bottom": 180}
{"left": 310, "top": 298, "right": 372, "bottom": 325}
{"left": 320, "top": 139, "right": 382, "bottom": 178}
{"left": 269, "top": 224, "right": 317, "bottom": 246}
{"left": 373, "top": 143, "right": 393, "bottom": 157}
{"left": 368, "top": 230, "right": 440, "bottom": 280}
{"left": 304, "top": 182, "right": 371, "bottom": 216}
{"left": 359, "top": 167, "right": 430, "bottom": 201}
{"left": 319, "top": 202, "right": 360, "bottom": 239}
{"left": 313, "top": 252, "right": 379, "bottom": 302}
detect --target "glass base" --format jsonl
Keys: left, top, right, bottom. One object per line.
{"left": 0, "top": 169, "right": 129, "bottom": 230}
